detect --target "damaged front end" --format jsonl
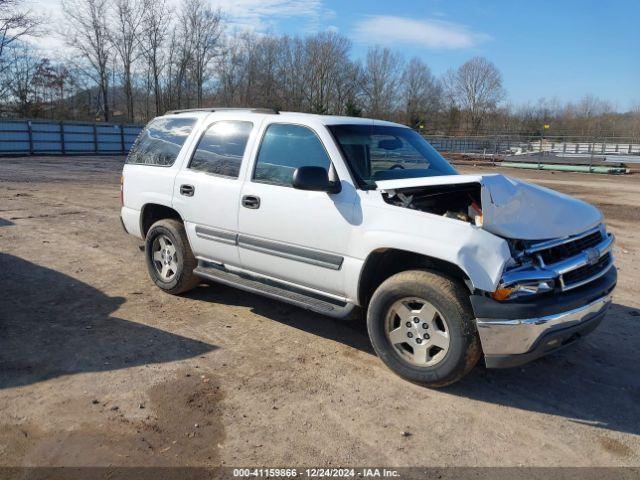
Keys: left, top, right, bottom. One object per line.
{"left": 377, "top": 173, "right": 617, "bottom": 368}
{"left": 377, "top": 173, "right": 612, "bottom": 300}
{"left": 497, "top": 224, "right": 615, "bottom": 300}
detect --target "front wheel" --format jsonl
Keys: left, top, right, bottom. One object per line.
{"left": 366, "top": 270, "right": 481, "bottom": 387}
{"left": 145, "top": 219, "right": 200, "bottom": 295}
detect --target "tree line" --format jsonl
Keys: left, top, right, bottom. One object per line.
{"left": 1, "top": 0, "right": 638, "bottom": 138}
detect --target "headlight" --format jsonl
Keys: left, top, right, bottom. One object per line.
{"left": 492, "top": 279, "right": 555, "bottom": 301}
{"left": 493, "top": 240, "right": 558, "bottom": 301}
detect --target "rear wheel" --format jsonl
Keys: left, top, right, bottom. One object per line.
{"left": 367, "top": 270, "right": 481, "bottom": 387}
{"left": 145, "top": 219, "right": 200, "bottom": 295}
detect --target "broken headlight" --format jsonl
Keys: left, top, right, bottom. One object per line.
{"left": 492, "top": 279, "right": 556, "bottom": 301}
{"left": 492, "top": 240, "right": 557, "bottom": 301}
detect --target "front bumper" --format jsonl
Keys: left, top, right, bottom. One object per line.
{"left": 472, "top": 267, "right": 616, "bottom": 368}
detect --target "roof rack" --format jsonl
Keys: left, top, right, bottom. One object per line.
{"left": 165, "top": 107, "right": 279, "bottom": 115}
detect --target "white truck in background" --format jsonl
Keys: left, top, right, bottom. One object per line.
{"left": 121, "top": 108, "right": 616, "bottom": 386}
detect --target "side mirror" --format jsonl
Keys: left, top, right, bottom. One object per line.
{"left": 292, "top": 166, "right": 340, "bottom": 193}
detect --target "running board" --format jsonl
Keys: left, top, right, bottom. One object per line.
{"left": 193, "top": 262, "right": 355, "bottom": 319}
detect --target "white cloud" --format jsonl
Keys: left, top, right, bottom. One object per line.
{"left": 353, "top": 15, "right": 489, "bottom": 49}
{"left": 201, "top": 0, "right": 332, "bottom": 33}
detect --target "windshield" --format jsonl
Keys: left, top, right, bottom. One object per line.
{"left": 328, "top": 124, "right": 457, "bottom": 188}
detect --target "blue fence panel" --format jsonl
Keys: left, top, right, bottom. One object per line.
{"left": 0, "top": 119, "right": 144, "bottom": 156}
{"left": 31, "top": 122, "right": 60, "bottom": 131}
{"left": 32, "top": 132, "right": 62, "bottom": 142}
{"left": 0, "top": 121, "right": 29, "bottom": 131}
{"left": 0, "top": 130, "right": 28, "bottom": 142}
{"left": 67, "top": 124, "right": 94, "bottom": 133}
{"left": 66, "top": 142, "right": 96, "bottom": 152}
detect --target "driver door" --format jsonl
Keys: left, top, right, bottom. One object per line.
{"left": 237, "top": 122, "right": 357, "bottom": 296}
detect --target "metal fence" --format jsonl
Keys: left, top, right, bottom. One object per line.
{"left": 424, "top": 134, "right": 640, "bottom": 163}
{"left": 2, "top": 119, "right": 639, "bottom": 165}
{"left": 0, "top": 119, "right": 142, "bottom": 156}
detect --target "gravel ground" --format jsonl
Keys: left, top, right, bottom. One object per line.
{"left": 0, "top": 156, "right": 639, "bottom": 468}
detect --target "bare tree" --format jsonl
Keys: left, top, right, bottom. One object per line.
{"left": 61, "top": 0, "right": 112, "bottom": 121}
{"left": 0, "top": 0, "right": 40, "bottom": 62}
{"left": 334, "top": 58, "right": 362, "bottom": 116}
{"left": 245, "top": 34, "right": 281, "bottom": 109}
{"left": 3, "top": 41, "right": 38, "bottom": 116}
{"left": 443, "top": 56, "right": 504, "bottom": 133}
{"left": 401, "top": 57, "right": 442, "bottom": 128}
{"left": 631, "top": 102, "right": 640, "bottom": 139}
{"left": 140, "top": 0, "right": 170, "bottom": 116}
{"left": 302, "top": 32, "right": 352, "bottom": 114}
{"left": 165, "top": 20, "right": 191, "bottom": 110}
{"left": 277, "top": 36, "right": 306, "bottom": 111}
{"left": 180, "top": 0, "right": 222, "bottom": 108}
{"left": 361, "top": 46, "right": 403, "bottom": 119}
{"left": 32, "top": 58, "right": 73, "bottom": 118}
{"left": 215, "top": 31, "right": 360, "bottom": 115}
{"left": 216, "top": 32, "right": 250, "bottom": 107}
{"left": 109, "top": 0, "right": 145, "bottom": 121}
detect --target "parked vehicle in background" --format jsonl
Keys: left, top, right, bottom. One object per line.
{"left": 120, "top": 108, "right": 617, "bottom": 386}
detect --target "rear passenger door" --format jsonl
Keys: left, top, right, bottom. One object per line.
{"left": 123, "top": 116, "right": 198, "bottom": 233}
{"left": 173, "top": 118, "right": 257, "bottom": 267}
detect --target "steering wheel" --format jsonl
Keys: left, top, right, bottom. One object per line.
{"left": 389, "top": 164, "right": 405, "bottom": 170}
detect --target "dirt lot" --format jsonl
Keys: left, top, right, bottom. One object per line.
{"left": 0, "top": 156, "right": 639, "bottom": 468}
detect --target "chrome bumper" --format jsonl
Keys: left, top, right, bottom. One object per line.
{"left": 476, "top": 293, "right": 612, "bottom": 357}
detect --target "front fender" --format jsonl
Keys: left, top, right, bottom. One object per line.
{"left": 350, "top": 205, "right": 511, "bottom": 293}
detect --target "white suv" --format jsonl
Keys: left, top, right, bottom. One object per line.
{"left": 121, "top": 108, "right": 616, "bottom": 386}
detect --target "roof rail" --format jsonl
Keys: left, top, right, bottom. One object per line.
{"left": 165, "top": 107, "right": 279, "bottom": 115}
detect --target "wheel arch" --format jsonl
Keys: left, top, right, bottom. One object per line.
{"left": 357, "top": 248, "right": 472, "bottom": 307}
{"left": 140, "top": 203, "right": 183, "bottom": 238}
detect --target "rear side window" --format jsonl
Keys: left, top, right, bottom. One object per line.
{"left": 189, "top": 121, "right": 253, "bottom": 178}
{"left": 253, "top": 124, "right": 331, "bottom": 186}
{"left": 126, "top": 117, "right": 196, "bottom": 166}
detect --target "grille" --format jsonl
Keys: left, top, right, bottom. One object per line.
{"left": 539, "top": 230, "right": 603, "bottom": 265}
{"left": 562, "top": 252, "right": 612, "bottom": 287}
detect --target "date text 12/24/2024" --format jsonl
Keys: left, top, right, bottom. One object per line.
{"left": 233, "top": 468, "right": 401, "bottom": 478}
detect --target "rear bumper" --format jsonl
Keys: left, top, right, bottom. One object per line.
{"left": 472, "top": 267, "right": 616, "bottom": 368}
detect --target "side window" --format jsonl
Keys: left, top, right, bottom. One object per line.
{"left": 126, "top": 117, "right": 196, "bottom": 166}
{"left": 253, "top": 124, "right": 331, "bottom": 187}
{"left": 189, "top": 121, "right": 253, "bottom": 178}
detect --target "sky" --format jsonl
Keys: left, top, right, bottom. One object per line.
{"left": 25, "top": 0, "right": 640, "bottom": 111}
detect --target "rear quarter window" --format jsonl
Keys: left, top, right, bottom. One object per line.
{"left": 126, "top": 117, "right": 196, "bottom": 166}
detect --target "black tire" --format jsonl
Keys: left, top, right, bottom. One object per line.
{"left": 145, "top": 219, "right": 200, "bottom": 295}
{"left": 367, "top": 270, "right": 481, "bottom": 387}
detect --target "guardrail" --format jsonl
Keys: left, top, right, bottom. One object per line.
{"left": 0, "top": 119, "right": 143, "bottom": 156}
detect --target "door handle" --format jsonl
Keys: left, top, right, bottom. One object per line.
{"left": 242, "top": 195, "right": 260, "bottom": 209}
{"left": 180, "top": 184, "right": 195, "bottom": 197}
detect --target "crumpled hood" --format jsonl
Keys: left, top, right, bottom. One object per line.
{"left": 376, "top": 174, "right": 603, "bottom": 240}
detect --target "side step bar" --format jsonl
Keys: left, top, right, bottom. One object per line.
{"left": 193, "top": 262, "right": 356, "bottom": 319}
